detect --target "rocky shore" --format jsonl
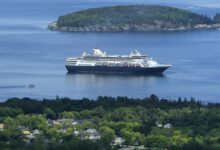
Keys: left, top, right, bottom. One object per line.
{"left": 48, "top": 22, "right": 220, "bottom": 32}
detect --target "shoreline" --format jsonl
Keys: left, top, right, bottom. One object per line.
{"left": 1, "top": 95, "right": 219, "bottom": 104}
{"left": 48, "top": 22, "right": 220, "bottom": 32}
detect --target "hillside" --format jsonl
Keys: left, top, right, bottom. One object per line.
{"left": 214, "top": 13, "right": 220, "bottom": 23}
{"left": 48, "top": 5, "right": 220, "bottom": 32}
{"left": 1, "top": 96, "right": 220, "bottom": 149}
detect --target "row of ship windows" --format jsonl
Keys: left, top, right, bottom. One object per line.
{"left": 68, "top": 61, "right": 139, "bottom": 64}
{"left": 83, "top": 59, "right": 141, "bottom": 62}
{"left": 67, "top": 62, "right": 142, "bottom": 67}
{"left": 95, "top": 61, "right": 142, "bottom": 67}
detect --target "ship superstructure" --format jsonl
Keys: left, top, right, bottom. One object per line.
{"left": 65, "top": 48, "right": 171, "bottom": 75}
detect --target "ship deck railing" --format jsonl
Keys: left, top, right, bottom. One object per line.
{"left": 95, "top": 63, "right": 141, "bottom": 68}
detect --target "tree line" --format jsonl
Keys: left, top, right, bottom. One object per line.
{"left": 0, "top": 95, "right": 220, "bottom": 150}
{"left": 57, "top": 5, "right": 217, "bottom": 28}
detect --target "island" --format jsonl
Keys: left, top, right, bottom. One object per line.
{"left": 1, "top": 95, "right": 220, "bottom": 149}
{"left": 48, "top": 5, "right": 220, "bottom": 32}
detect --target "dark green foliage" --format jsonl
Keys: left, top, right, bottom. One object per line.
{"left": 57, "top": 5, "right": 212, "bottom": 28}
{"left": 43, "top": 107, "right": 56, "bottom": 119}
{"left": 0, "top": 107, "right": 23, "bottom": 118}
{"left": 47, "top": 137, "right": 103, "bottom": 150}
{"left": 0, "top": 95, "right": 220, "bottom": 149}
{"left": 0, "top": 95, "right": 203, "bottom": 115}
{"left": 213, "top": 13, "right": 220, "bottom": 23}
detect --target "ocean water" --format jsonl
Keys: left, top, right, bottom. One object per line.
{"left": 0, "top": 0, "right": 220, "bottom": 102}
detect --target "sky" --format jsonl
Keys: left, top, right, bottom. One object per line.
{"left": 162, "top": 0, "right": 220, "bottom": 7}
{"left": 2, "top": 0, "right": 220, "bottom": 8}
{"left": 110, "top": 0, "right": 220, "bottom": 8}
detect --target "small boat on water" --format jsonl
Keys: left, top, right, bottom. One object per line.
{"left": 65, "top": 48, "right": 171, "bottom": 75}
{"left": 28, "top": 84, "right": 35, "bottom": 88}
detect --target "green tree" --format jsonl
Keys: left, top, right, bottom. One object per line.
{"left": 4, "top": 117, "right": 18, "bottom": 129}
{"left": 43, "top": 107, "right": 56, "bottom": 119}
{"left": 213, "top": 13, "right": 220, "bottom": 23}
{"left": 120, "top": 129, "right": 144, "bottom": 145}
{"left": 100, "top": 126, "right": 115, "bottom": 143}
{"left": 80, "top": 110, "right": 93, "bottom": 119}
{"left": 16, "top": 114, "right": 47, "bottom": 130}
{"left": 61, "top": 111, "right": 75, "bottom": 119}
{"left": 0, "top": 107, "right": 23, "bottom": 117}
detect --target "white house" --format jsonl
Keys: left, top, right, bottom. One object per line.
{"left": 164, "top": 123, "right": 173, "bottom": 129}
{"left": 74, "top": 128, "right": 101, "bottom": 140}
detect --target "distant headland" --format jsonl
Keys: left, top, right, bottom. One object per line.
{"left": 48, "top": 5, "right": 220, "bottom": 32}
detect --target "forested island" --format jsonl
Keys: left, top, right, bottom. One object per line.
{"left": 48, "top": 5, "right": 220, "bottom": 32}
{"left": 1, "top": 95, "right": 220, "bottom": 149}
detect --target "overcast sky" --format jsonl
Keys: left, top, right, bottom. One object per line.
{"left": 4, "top": 0, "right": 220, "bottom": 8}
{"left": 111, "top": 0, "right": 220, "bottom": 8}
{"left": 162, "top": 0, "right": 220, "bottom": 7}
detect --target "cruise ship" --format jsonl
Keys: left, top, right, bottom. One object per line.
{"left": 65, "top": 48, "right": 171, "bottom": 75}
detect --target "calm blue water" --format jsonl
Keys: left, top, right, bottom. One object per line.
{"left": 0, "top": 0, "right": 220, "bottom": 102}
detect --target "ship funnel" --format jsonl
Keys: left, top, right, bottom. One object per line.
{"left": 134, "top": 50, "right": 141, "bottom": 56}
{"left": 92, "top": 48, "right": 106, "bottom": 57}
{"left": 130, "top": 49, "right": 141, "bottom": 57}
